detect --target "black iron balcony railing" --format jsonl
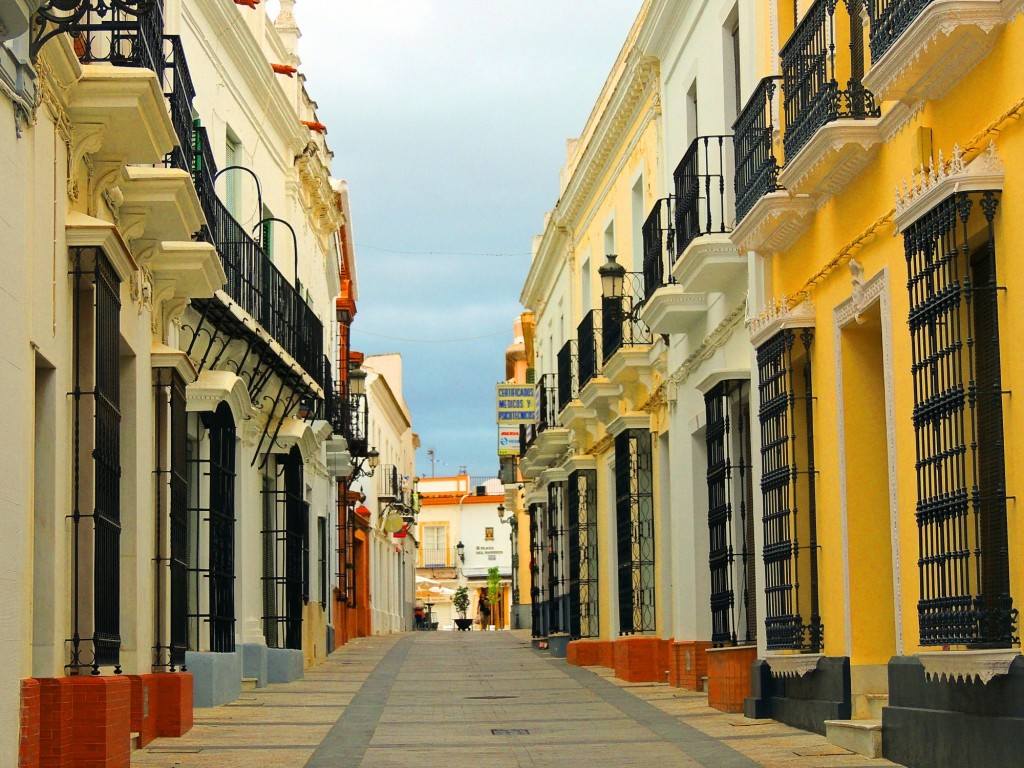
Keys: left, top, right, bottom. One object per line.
{"left": 601, "top": 274, "right": 652, "bottom": 364}
{"left": 557, "top": 339, "right": 579, "bottom": 413}
{"left": 641, "top": 197, "right": 674, "bottom": 298}
{"left": 674, "top": 135, "right": 734, "bottom": 257}
{"left": 865, "top": 0, "right": 929, "bottom": 63}
{"left": 577, "top": 310, "right": 602, "bottom": 391}
{"left": 163, "top": 34, "right": 195, "bottom": 174}
{"left": 378, "top": 464, "right": 400, "bottom": 500}
{"left": 343, "top": 392, "right": 368, "bottom": 457}
{"left": 733, "top": 76, "right": 784, "bottom": 222}
{"left": 498, "top": 457, "right": 517, "bottom": 484}
{"left": 191, "top": 128, "right": 324, "bottom": 390}
{"left": 32, "top": 0, "right": 164, "bottom": 70}
{"left": 781, "top": 0, "right": 880, "bottom": 161}
{"left": 536, "top": 374, "right": 559, "bottom": 433}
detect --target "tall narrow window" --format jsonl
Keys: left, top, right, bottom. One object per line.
{"left": 420, "top": 524, "right": 446, "bottom": 567}
{"left": 318, "top": 516, "right": 328, "bottom": 608}
{"left": 568, "top": 469, "right": 599, "bottom": 639}
{"left": 581, "top": 252, "right": 592, "bottom": 314}
{"left": 905, "top": 190, "right": 1016, "bottom": 646}
{"left": 757, "top": 328, "right": 820, "bottom": 651}
{"left": 529, "top": 503, "right": 548, "bottom": 638}
{"left": 262, "top": 448, "right": 307, "bottom": 650}
{"left": 69, "top": 248, "right": 122, "bottom": 674}
{"left": 547, "top": 483, "right": 566, "bottom": 634}
{"left": 705, "top": 380, "right": 756, "bottom": 646}
{"left": 224, "top": 130, "right": 241, "bottom": 219}
{"left": 724, "top": 11, "right": 742, "bottom": 124}
{"left": 686, "top": 80, "right": 699, "bottom": 146}
{"left": 616, "top": 429, "right": 655, "bottom": 635}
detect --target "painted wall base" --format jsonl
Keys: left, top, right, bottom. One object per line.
{"left": 883, "top": 655, "right": 1024, "bottom": 768}
{"left": 511, "top": 604, "right": 531, "bottom": 630}
{"left": 566, "top": 639, "right": 614, "bottom": 667}
{"left": 548, "top": 632, "right": 570, "bottom": 658}
{"left": 186, "top": 650, "right": 242, "bottom": 708}
{"left": 744, "top": 656, "right": 851, "bottom": 734}
{"left": 707, "top": 645, "right": 757, "bottom": 712}
{"left": 27, "top": 676, "right": 133, "bottom": 766}
{"left": 241, "top": 643, "right": 269, "bottom": 688}
{"left": 266, "top": 647, "right": 304, "bottom": 684}
{"left": 669, "top": 640, "right": 710, "bottom": 690}
{"left": 614, "top": 636, "right": 665, "bottom": 683}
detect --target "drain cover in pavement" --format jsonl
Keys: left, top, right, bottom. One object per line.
{"left": 465, "top": 695, "right": 518, "bottom": 700}
{"left": 492, "top": 729, "right": 530, "bottom": 736}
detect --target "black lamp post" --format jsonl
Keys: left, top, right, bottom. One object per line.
{"left": 456, "top": 540, "right": 465, "bottom": 564}
{"left": 599, "top": 253, "right": 626, "bottom": 299}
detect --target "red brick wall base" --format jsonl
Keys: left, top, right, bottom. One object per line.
{"left": 707, "top": 645, "right": 758, "bottom": 712}
{"left": 151, "top": 673, "right": 193, "bottom": 738}
{"left": 33, "top": 676, "right": 132, "bottom": 768}
{"left": 669, "top": 641, "right": 712, "bottom": 691}
{"left": 566, "top": 640, "right": 614, "bottom": 668}
{"left": 20, "top": 679, "right": 41, "bottom": 768}
{"left": 613, "top": 636, "right": 665, "bottom": 683}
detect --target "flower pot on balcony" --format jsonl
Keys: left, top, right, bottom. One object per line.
{"left": 454, "top": 618, "right": 473, "bottom": 631}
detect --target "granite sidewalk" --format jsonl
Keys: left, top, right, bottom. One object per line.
{"left": 132, "top": 631, "right": 904, "bottom": 768}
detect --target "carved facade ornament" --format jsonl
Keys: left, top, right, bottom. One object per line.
{"left": 848, "top": 259, "right": 867, "bottom": 324}
{"left": 917, "top": 649, "right": 1020, "bottom": 685}
{"left": 749, "top": 295, "right": 815, "bottom": 348}
{"left": 667, "top": 299, "right": 747, "bottom": 387}
{"left": 765, "top": 653, "right": 824, "bottom": 679}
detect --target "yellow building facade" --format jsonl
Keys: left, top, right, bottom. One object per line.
{"left": 733, "top": 2, "right": 1024, "bottom": 764}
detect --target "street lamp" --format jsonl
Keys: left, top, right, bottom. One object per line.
{"left": 352, "top": 447, "right": 379, "bottom": 479}
{"left": 497, "top": 503, "right": 520, "bottom": 626}
{"left": 456, "top": 540, "right": 465, "bottom": 564}
{"left": 599, "top": 253, "right": 626, "bottom": 299}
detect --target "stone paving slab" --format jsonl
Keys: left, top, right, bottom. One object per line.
{"left": 133, "top": 631, "right": 906, "bottom": 768}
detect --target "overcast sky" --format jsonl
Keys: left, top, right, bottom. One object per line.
{"left": 278, "top": 1, "right": 642, "bottom": 477}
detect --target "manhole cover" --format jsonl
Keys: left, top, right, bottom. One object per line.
{"left": 492, "top": 729, "right": 530, "bottom": 736}
{"left": 465, "top": 695, "right": 518, "bottom": 700}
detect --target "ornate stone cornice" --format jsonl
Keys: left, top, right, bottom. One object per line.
{"left": 667, "top": 299, "right": 747, "bottom": 387}
{"left": 916, "top": 649, "right": 1020, "bottom": 685}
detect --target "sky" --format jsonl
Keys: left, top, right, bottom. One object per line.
{"left": 275, "top": 1, "right": 642, "bottom": 478}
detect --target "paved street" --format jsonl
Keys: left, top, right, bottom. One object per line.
{"left": 132, "top": 632, "right": 903, "bottom": 768}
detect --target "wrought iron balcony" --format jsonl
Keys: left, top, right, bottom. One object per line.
{"left": 781, "top": 0, "right": 880, "bottom": 161}
{"left": 191, "top": 126, "right": 324, "bottom": 390}
{"left": 601, "top": 274, "right": 652, "bottom": 364}
{"left": 378, "top": 464, "right": 400, "bottom": 500}
{"left": 343, "top": 392, "right": 368, "bottom": 458}
{"left": 865, "top": 0, "right": 929, "bottom": 63}
{"left": 577, "top": 310, "right": 602, "bottom": 391}
{"left": 673, "top": 135, "right": 734, "bottom": 257}
{"left": 557, "top": 339, "right": 578, "bottom": 413}
{"left": 163, "top": 34, "right": 196, "bottom": 174}
{"left": 641, "top": 197, "right": 674, "bottom": 298}
{"left": 32, "top": 0, "right": 164, "bottom": 70}
{"left": 536, "top": 374, "right": 559, "bottom": 433}
{"left": 733, "top": 76, "right": 784, "bottom": 223}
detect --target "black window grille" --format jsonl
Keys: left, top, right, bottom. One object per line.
{"left": 904, "top": 190, "right": 1017, "bottom": 647}
{"left": 733, "top": 76, "right": 784, "bottom": 223}
{"left": 577, "top": 310, "right": 602, "bottom": 390}
{"left": 69, "top": 248, "right": 122, "bottom": 674}
{"left": 865, "top": 0, "right": 930, "bottom": 64}
{"left": 780, "top": 0, "right": 879, "bottom": 161}
{"left": 547, "top": 484, "right": 567, "bottom": 634}
{"left": 615, "top": 429, "right": 656, "bottom": 635}
{"left": 641, "top": 197, "right": 674, "bottom": 299}
{"left": 263, "top": 448, "right": 309, "bottom": 650}
{"left": 186, "top": 404, "right": 237, "bottom": 654}
{"left": 673, "top": 135, "right": 734, "bottom": 256}
{"left": 557, "top": 339, "right": 578, "bottom": 413}
{"left": 757, "top": 328, "right": 821, "bottom": 652}
{"left": 529, "top": 505, "right": 547, "bottom": 638}
{"left": 568, "top": 469, "right": 599, "bottom": 639}
{"left": 318, "top": 516, "right": 328, "bottom": 608}
{"left": 344, "top": 500, "right": 357, "bottom": 607}
{"left": 163, "top": 34, "right": 196, "bottom": 175}
{"left": 537, "top": 374, "right": 559, "bottom": 432}
{"left": 705, "top": 380, "right": 757, "bottom": 647}
{"left": 153, "top": 368, "right": 189, "bottom": 670}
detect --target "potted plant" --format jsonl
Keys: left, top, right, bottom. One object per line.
{"left": 453, "top": 586, "right": 473, "bottom": 631}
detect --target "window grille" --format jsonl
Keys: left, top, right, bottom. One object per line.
{"left": 187, "top": 403, "right": 237, "bottom": 653}
{"left": 615, "top": 429, "right": 656, "bottom": 634}
{"left": 263, "top": 447, "right": 309, "bottom": 650}
{"left": 904, "top": 190, "right": 1017, "bottom": 647}
{"left": 757, "top": 328, "right": 821, "bottom": 651}
{"left": 547, "top": 483, "right": 566, "bottom": 634}
{"left": 529, "top": 504, "right": 547, "bottom": 638}
{"left": 318, "top": 516, "right": 328, "bottom": 608}
{"left": 568, "top": 469, "right": 599, "bottom": 639}
{"left": 706, "top": 380, "right": 757, "bottom": 647}
{"left": 69, "top": 248, "right": 122, "bottom": 674}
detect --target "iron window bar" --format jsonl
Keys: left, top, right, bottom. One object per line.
{"left": 556, "top": 339, "right": 579, "bottom": 413}
{"left": 757, "top": 328, "right": 822, "bottom": 652}
{"left": 904, "top": 190, "right": 1018, "bottom": 647}
{"left": 378, "top": 464, "right": 400, "bottom": 500}
{"left": 547, "top": 483, "right": 567, "bottom": 634}
{"left": 568, "top": 469, "right": 599, "bottom": 640}
{"left": 641, "top": 197, "right": 675, "bottom": 299}
{"left": 68, "top": 248, "right": 123, "bottom": 675}
{"left": 577, "top": 309, "right": 602, "bottom": 391}
{"left": 705, "top": 380, "right": 757, "bottom": 647}
{"left": 262, "top": 448, "right": 309, "bottom": 651}
{"left": 185, "top": 405, "right": 237, "bottom": 654}
{"left": 529, "top": 504, "right": 547, "bottom": 638}
{"left": 615, "top": 429, "right": 656, "bottom": 635}
{"left": 673, "top": 135, "right": 734, "bottom": 257}
{"left": 780, "top": 0, "right": 879, "bottom": 161}
{"left": 733, "top": 76, "right": 785, "bottom": 223}
{"left": 536, "top": 374, "right": 559, "bottom": 433}
{"left": 152, "top": 368, "right": 189, "bottom": 671}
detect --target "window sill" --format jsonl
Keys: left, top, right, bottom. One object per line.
{"left": 916, "top": 649, "right": 1020, "bottom": 685}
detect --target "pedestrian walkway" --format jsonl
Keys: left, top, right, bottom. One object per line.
{"left": 132, "top": 632, "right": 905, "bottom": 767}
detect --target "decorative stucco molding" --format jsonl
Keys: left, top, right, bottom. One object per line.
{"left": 893, "top": 141, "right": 1004, "bottom": 231}
{"left": 663, "top": 299, "right": 747, "bottom": 390}
{"left": 765, "top": 653, "right": 823, "bottom": 679}
{"left": 150, "top": 343, "right": 198, "bottom": 384}
{"left": 65, "top": 210, "right": 137, "bottom": 283}
{"left": 186, "top": 370, "right": 253, "bottom": 424}
{"left": 748, "top": 295, "right": 815, "bottom": 348}
{"left": 917, "top": 649, "right": 1020, "bottom": 685}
